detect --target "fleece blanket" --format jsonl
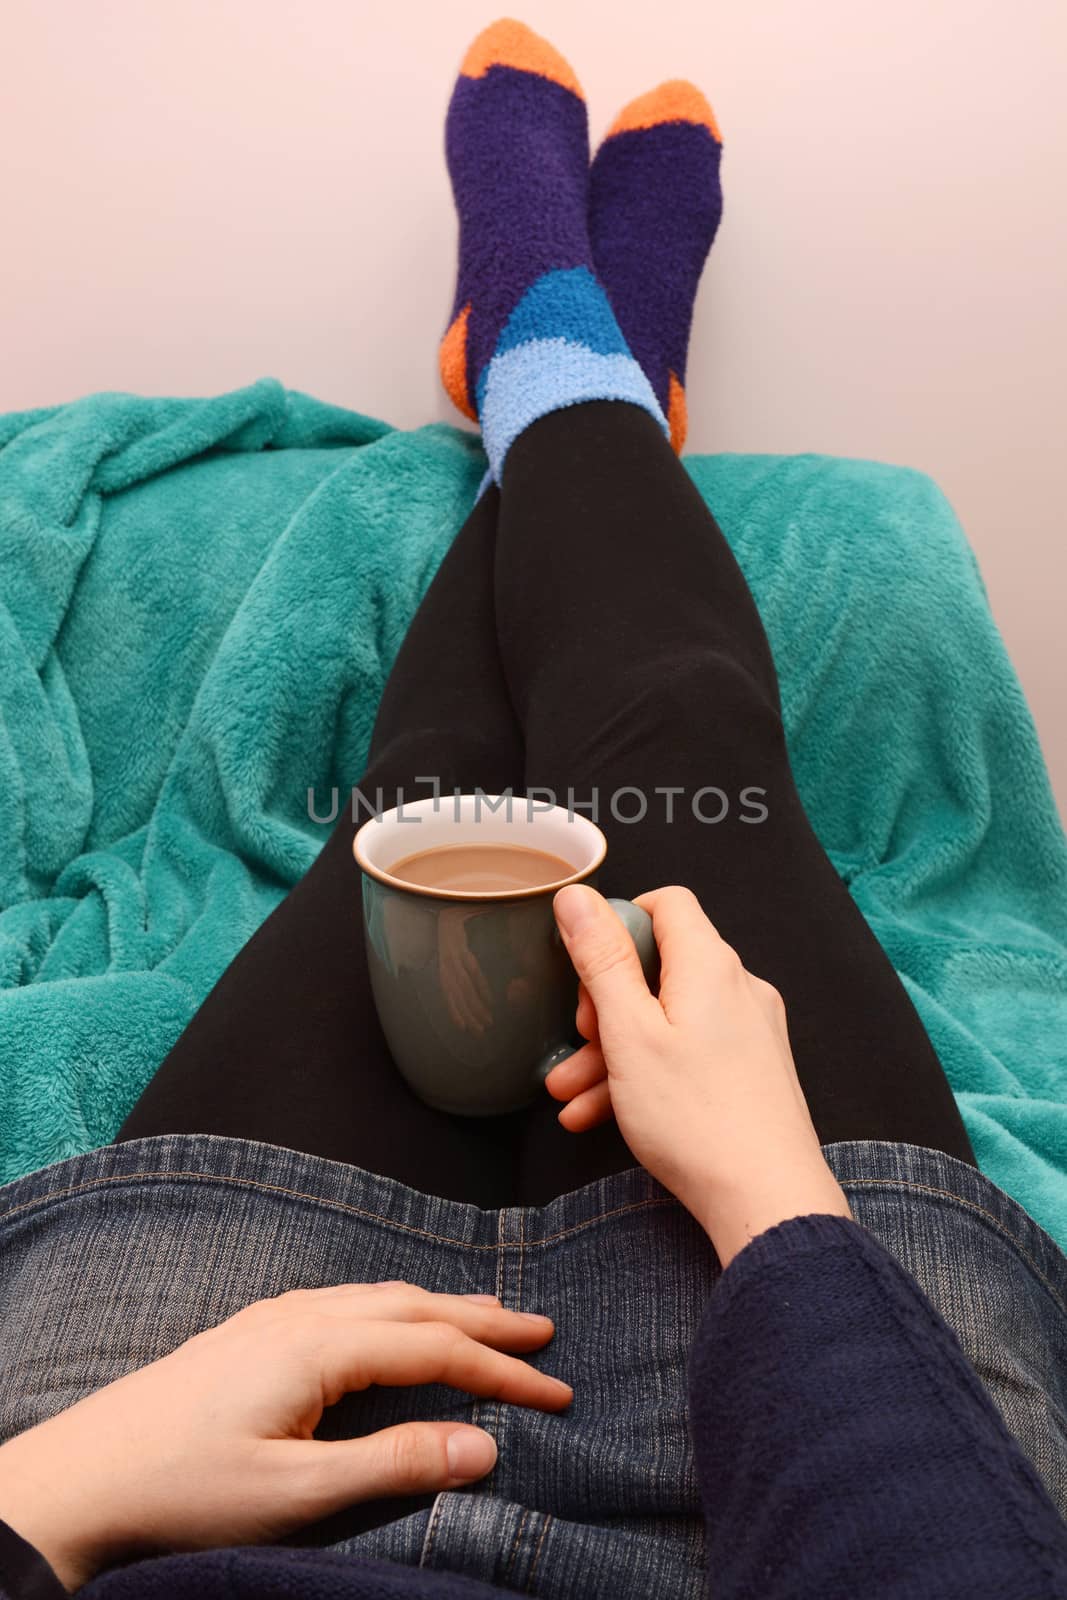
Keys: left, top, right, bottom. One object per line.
{"left": 1, "top": 379, "right": 1065, "bottom": 1247}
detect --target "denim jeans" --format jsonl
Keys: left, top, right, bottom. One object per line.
{"left": 0, "top": 1134, "right": 1064, "bottom": 1597}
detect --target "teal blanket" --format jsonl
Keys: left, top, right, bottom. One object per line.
{"left": 2, "top": 380, "right": 1065, "bottom": 1245}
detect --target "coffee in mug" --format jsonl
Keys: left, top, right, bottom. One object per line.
{"left": 389, "top": 843, "right": 576, "bottom": 894}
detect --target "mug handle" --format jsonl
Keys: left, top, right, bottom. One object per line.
{"left": 535, "top": 899, "right": 660, "bottom": 1084}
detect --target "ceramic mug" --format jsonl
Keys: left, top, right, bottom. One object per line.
{"left": 353, "top": 794, "right": 659, "bottom": 1116}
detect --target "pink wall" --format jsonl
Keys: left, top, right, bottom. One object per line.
{"left": 2, "top": 0, "right": 1064, "bottom": 812}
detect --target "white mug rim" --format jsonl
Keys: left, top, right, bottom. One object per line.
{"left": 352, "top": 795, "right": 607, "bottom": 902}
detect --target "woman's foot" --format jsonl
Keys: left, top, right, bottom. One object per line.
{"left": 589, "top": 82, "right": 724, "bottom": 452}
{"left": 439, "top": 20, "right": 665, "bottom": 481}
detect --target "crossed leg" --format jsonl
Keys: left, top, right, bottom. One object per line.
{"left": 117, "top": 403, "right": 975, "bottom": 1204}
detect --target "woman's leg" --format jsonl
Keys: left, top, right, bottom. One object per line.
{"left": 499, "top": 402, "right": 976, "bottom": 1201}
{"left": 120, "top": 402, "right": 976, "bottom": 1204}
{"left": 116, "top": 490, "right": 549, "bottom": 1205}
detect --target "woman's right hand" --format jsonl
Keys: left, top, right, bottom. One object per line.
{"left": 546, "top": 884, "right": 851, "bottom": 1266}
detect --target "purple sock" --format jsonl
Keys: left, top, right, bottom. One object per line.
{"left": 439, "top": 21, "right": 667, "bottom": 483}
{"left": 589, "top": 81, "right": 724, "bottom": 450}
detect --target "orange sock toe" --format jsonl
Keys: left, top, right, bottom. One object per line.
{"left": 460, "top": 18, "right": 584, "bottom": 98}
{"left": 606, "top": 79, "right": 721, "bottom": 143}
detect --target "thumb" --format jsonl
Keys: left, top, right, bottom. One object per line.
{"left": 292, "top": 1423, "right": 497, "bottom": 1515}
{"left": 553, "top": 885, "right": 660, "bottom": 1029}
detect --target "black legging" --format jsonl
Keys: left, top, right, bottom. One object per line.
{"left": 117, "top": 403, "right": 977, "bottom": 1202}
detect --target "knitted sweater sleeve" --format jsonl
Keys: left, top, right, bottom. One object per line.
{"left": 0, "top": 1517, "right": 66, "bottom": 1600}
{"left": 687, "top": 1212, "right": 1067, "bottom": 1599}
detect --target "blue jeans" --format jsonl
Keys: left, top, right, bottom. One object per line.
{"left": 1, "top": 1133, "right": 1064, "bottom": 1596}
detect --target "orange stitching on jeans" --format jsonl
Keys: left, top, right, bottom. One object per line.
{"left": 844, "top": 1176, "right": 1067, "bottom": 1315}
{"left": 6, "top": 1166, "right": 1059, "bottom": 1313}
{"left": 504, "top": 1507, "right": 531, "bottom": 1586}
{"left": 527, "top": 1514, "right": 552, "bottom": 1593}
{"left": 484, "top": 1209, "right": 529, "bottom": 1504}
{"left": 516, "top": 1206, "right": 527, "bottom": 1313}
{"left": 494, "top": 1210, "right": 507, "bottom": 1295}
{"left": 478, "top": 1209, "right": 509, "bottom": 1502}
{"left": 0, "top": 1170, "right": 671, "bottom": 1246}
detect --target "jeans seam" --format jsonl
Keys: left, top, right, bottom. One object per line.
{"left": 481, "top": 1209, "right": 509, "bottom": 1500}
{"left": 494, "top": 1210, "right": 507, "bottom": 1297}
{"left": 844, "top": 1176, "right": 1067, "bottom": 1315}
{"left": 0, "top": 1169, "right": 672, "bottom": 1245}
{"left": 516, "top": 1206, "right": 527, "bottom": 1310}
{"left": 494, "top": 1209, "right": 528, "bottom": 1505}
{"left": 504, "top": 1507, "right": 531, "bottom": 1587}
{"left": 419, "top": 1493, "right": 445, "bottom": 1568}
{"left": 6, "top": 1165, "right": 1059, "bottom": 1309}
{"left": 526, "top": 1513, "right": 552, "bottom": 1593}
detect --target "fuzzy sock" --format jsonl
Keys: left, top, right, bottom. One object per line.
{"left": 589, "top": 82, "right": 723, "bottom": 452}
{"left": 439, "top": 20, "right": 667, "bottom": 482}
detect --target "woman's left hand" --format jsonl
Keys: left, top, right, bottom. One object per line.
{"left": 0, "top": 1281, "right": 568, "bottom": 1593}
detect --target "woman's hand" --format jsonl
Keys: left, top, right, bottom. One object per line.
{"left": 0, "top": 1282, "right": 569, "bottom": 1593}
{"left": 546, "top": 884, "right": 851, "bottom": 1266}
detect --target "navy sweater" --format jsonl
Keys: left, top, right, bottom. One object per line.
{"left": 2, "top": 1215, "right": 1065, "bottom": 1599}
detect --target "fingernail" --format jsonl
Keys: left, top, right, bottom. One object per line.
{"left": 554, "top": 884, "right": 597, "bottom": 937}
{"left": 518, "top": 1310, "right": 552, "bottom": 1323}
{"left": 463, "top": 1293, "right": 501, "bottom": 1304}
{"left": 446, "top": 1427, "right": 497, "bottom": 1481}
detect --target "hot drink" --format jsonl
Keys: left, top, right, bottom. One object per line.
{"left": 389, "top": 842, "right": 575, "bottom": 893}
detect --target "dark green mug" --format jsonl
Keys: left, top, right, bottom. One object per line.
{"left": 354, "top": 795, "right": 658, "bottom": 1116}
